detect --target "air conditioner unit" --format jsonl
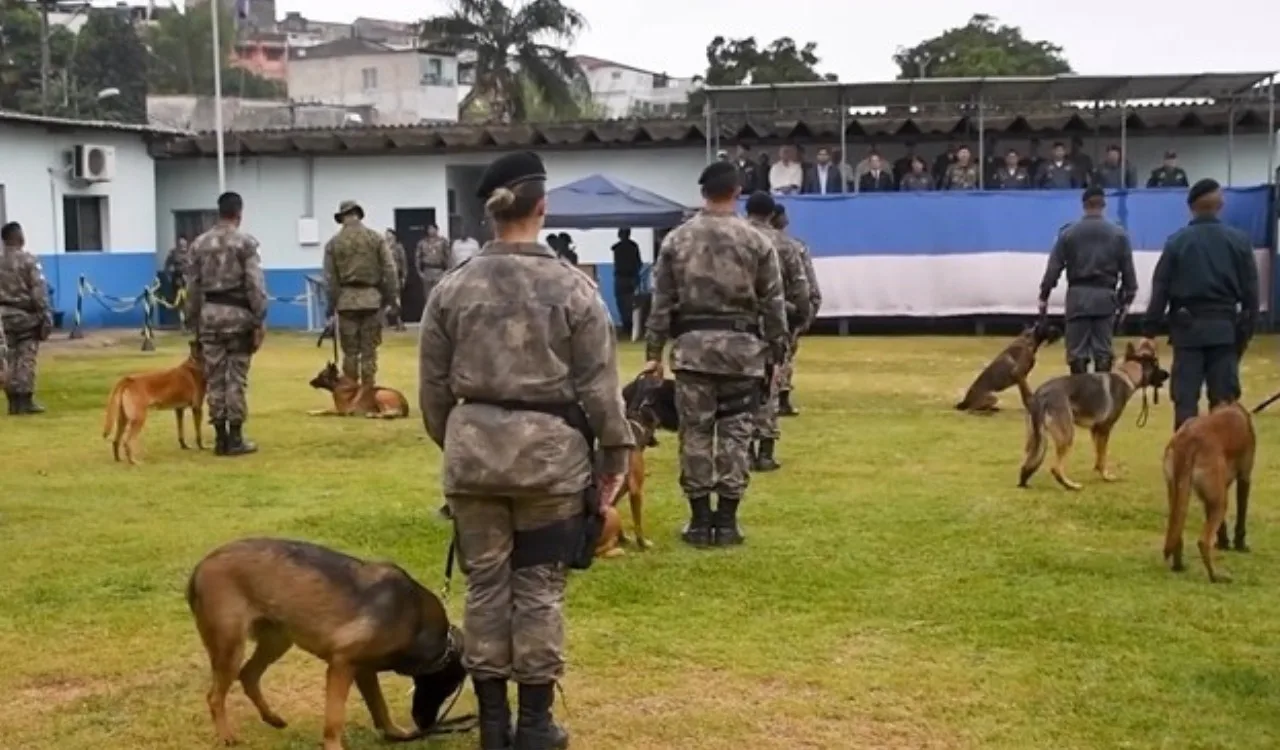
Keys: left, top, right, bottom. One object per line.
{"left": 72, "top": 144, "right": 116, "bottom": 183}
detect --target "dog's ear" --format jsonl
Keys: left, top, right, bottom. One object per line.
{"left": 1124, "top": 341, "right": 1138, "bottom": 359}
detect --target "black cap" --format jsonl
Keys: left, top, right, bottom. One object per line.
{"left": 744, "top": 191, "right": 775, "bottom": 217}
{"left": 698, "top": 160, "right": 737, "bottom": 186}
{"left": 1187, "top": 178, "right": 1221, "bottom": 206}
{"left": 1164, "top": 149, "right": 1177, "bottom": 158}
{"left": 1082, "top": 186, "right": 1106, "bottom": 202}
{"left": 476, "top": 151, "right": 547, "bottom": 199}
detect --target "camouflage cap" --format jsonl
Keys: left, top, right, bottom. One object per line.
{"left": 334, "top": 199, "right": 365, "bottom": 224}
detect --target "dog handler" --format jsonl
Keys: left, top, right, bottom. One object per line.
{"left": 0, "top": 221, "right": 51, "bottom": 415}
{"left": 643, "top": 161, "right": 789, "bottom": 547}
{"left": 1143, "top": 178, "right": 1259, "bottom": 431}
{"left": 1037, "top": 186, "right": 1138, "bottom": 374}
{"left": 418, "top": 150, "right": 633, "bottom": 750}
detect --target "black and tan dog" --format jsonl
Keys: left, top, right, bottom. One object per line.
{"left": 1163, "top": 402, "right": 1256, "bottom": 583}
{"left": 621, "top": 374, "right": 678, "bottom": 446}
{"left": 595, "top": 379, "right": 668, "bottom": 557}
{"left": 187, "top": 538, "right": 468, "bottom": 750}
{"left": 1019, "top": 338, "right": 1169, "bottom": 490}
{"left": 955, "top": 322, "right": 1062, "bottom": 413}
{"left": 308, "top": 362, "right": 410, "bottom": 419}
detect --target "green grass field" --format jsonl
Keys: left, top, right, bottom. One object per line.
{"left": 3, "top": 330, "right": 1280, "bottom": 750}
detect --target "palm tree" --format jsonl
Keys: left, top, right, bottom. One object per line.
{"left": 424, "top": 0, "right": 592, "bottom": 123}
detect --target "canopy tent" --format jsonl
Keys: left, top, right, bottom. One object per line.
{"left": 544, "top": 174, "right": 689, "bottom": 229}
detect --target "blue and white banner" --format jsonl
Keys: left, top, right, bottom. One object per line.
{"left": 774, "top": 187, "right": 1275, "bottom": 318}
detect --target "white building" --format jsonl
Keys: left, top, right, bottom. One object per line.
{"left": 287, "top": 38, "right": 461, "bottom": 124}
{"left": 574, "top": 55, "right": 697, "bottom": 118}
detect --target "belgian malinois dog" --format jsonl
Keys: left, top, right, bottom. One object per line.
{"left": 595, "top": 384, "right": 663, "bottom": 558}
{"left": 955, "top": 321, "right": 1062, "bottom": 413}
{"left": 308, "top": 362, "right": 410, "bottom": 419}
{"left": 1019, "top": 339, "right": 1169, "bottom": 490}
{"left": 621, "top": 374, "right": 678, "bottom": 447}
{"left": 1162, "top": 402, "right": 1256, "bottom": 583}
{"left": 187, "top": 538, "right": 468, "bottom": 750}
{"left": 102, "top": 340, "right": 206, "bottom": 464}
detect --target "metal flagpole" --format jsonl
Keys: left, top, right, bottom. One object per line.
{"left": 211, "top": 0, "right": 227, "bottom": 192}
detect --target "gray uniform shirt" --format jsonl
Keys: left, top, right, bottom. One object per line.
{"left": 1039, "top": 215, "right": 1139, "bottom": 319}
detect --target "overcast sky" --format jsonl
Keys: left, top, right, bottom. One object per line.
{"left": 261, "top": 0, "right": 1280, "bottom": 81}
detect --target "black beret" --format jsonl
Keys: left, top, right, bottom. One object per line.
{"left": 476, "top": 151, "right": 547, "bottom": 199}
{"left": 1164, "top": 149, "right": 1177, "bottom": 158}
{"left": 1082, "top": 186, "right": 1105, "bottom": 202}
{"left": 744, "top": 191, "right": 775, "bottom": 216}
{"left": 1187, "top": 178, "right": 1221, "bottom": 206}
{"left": 698, "top": 160, "right": 737, "bottom": 186}
{"left": 772, "top": 203, "right": 787, "bottom": 217}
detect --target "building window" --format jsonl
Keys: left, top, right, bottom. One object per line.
{"left": 361, "top": 67, "right": 378, "bottom": 90}
{"left": 63, "top": 196, "right": 106, "bottom": 252}
{"left": 611, "top": 70, "right": 621, "bottom": 80}
{"left": 173, "top": 209, "right": 218, "bottom": 245}
{"left": 654, "top": 74, "right": 669, "bottom": 89}
{"left": 458, "top": 65, "right": 475, "bottom": 85}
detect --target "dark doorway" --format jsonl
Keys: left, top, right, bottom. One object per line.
{"left": 395, "top": 207, "right": 437, "bottom": 323}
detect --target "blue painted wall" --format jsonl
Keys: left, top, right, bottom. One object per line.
{"left": 38, "top": 251, "right": 158, "bottom": 329}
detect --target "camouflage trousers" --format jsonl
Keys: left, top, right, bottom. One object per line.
{"left": 448, "top": 493, "right": 577, "bottom": 684}
{"left": 200, "top": 330, "right": 254, "bottom": 423}
{"left": 675, "top": 372, "right": 756, "bottom": 499}
{"left": 337, "top": 310, "right": 382, "bottom": 384}
{"left": 2, "top": 334, "right": 39, "bottom": 393}
{"left": 753, "top": 364, "right": 780, "bottom": 440}
{"left": 778, "top": 337, "right": 798, "bottom": 392}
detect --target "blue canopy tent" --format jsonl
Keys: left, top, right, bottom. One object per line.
{"left": 543, "top": 174, "right": 689, "bottom": 229}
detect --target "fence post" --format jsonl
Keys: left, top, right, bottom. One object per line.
{"left": 140, "top": 286, "right": 156, "bottom": 352}
{"left": 68, "top": 274, "right": 86, "bottom": 340}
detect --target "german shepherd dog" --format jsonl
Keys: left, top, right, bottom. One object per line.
{"left": 596, "top": 375, "right": 669, "bottom": 557}
{"left": 102, "top": 340, "right": 206, "bottom": 464}
{"left": 187, "top": 538, "right": 469, "bottom": 750}
{"left": 1162, "top": 402, "right": 1256, "bottom": 583}
{"left": 955, "top": 321, "right": 1062, "bottom": 413}
{"left": 620, "top": 375, "right": 678, "bottom": 447}
{"left": 1019, "top": 339, "right": 1169, "bottom": 490}
{"left": 308, "top": 362, "right": 410, "bottom": 419}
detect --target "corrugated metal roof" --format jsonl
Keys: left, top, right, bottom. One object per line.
{"left": 0, "top": 109, "right": 191, "bottom": 136}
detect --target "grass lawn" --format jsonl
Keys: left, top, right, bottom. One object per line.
{"left": 3, "top": 330, "right": 1280, "bottom": 750}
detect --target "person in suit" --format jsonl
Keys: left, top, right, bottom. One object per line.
{"left": 858, "top": 154, "right": 895, "bottom": 193}
{"left": 802, "top": 147, "right": 845, "bottom": 195}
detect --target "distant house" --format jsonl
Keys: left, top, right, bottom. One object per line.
{"left": 573, "top": 55, "right": 696, "bottom": 118}
{"left": 288, "top": 38, "right": 461, "bottom": 124}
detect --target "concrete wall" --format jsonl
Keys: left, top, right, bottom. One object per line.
{"left": 288, "top": 51, "right": 459, "bottom": 124}
{"left": 0, "top": 122, "right": 159, "bottom": 327}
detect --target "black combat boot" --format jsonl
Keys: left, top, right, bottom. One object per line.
{"left": 13, "top": 392, "right": 44, "bottom": 415}
{"left": 681, "top": 495, "right": 713, "bottom": 548}
{"left": 224, "top": 421, "right": 258, "bottom": 456}
{"left": 779, "top": 390, "right": 798, "bottom": 417}
{"left": 513, "top": 683, "right": 568, "bottom": 750}
{"left": 213, "top": 420, "right": 229, "bottom": 456}
{"left": 1068, "top": 360, "right": 1090, "bottom": 375}
{"left": 754, "top": 439, "right": 781, "bottom": 472}
{"left": 712, "top": 496, "right": 745, "bottom": 546}
{"left": 1095, "top": 357, "right": 1114, "bottom": 373}
{"left": 474, "top": 679, "right": 513, "bottom": 750}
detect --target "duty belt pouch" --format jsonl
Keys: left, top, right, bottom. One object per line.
{"left": 564, "top": 405, "right": 601, "bottom": 571}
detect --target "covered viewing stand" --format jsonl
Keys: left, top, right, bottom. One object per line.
{"left": 702, "top": 73, "right": 1278, "bottom": 188}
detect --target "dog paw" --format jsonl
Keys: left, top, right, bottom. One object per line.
{"left": 1210, "top": 572, "right": 1234, "bottom": 584}
{"left": 637, "top": 538, "right": 655, "bottom": 550}
{"left": 1096, "top": 469, "right": 1119, "bottom": 482}
{"left": 601, "top": 548, "right": 626, "bottom": 559}
{"left": 382, "top": 725, "right": 418, "bottom": 742}
{"left": 218, "top": 734, "right": 241, "bottom": 746}
{"left": 261, "top": 712, "right": 287, "bottom": 729}
{"left": 179, "top": 442, "right": 190, "bottom": 451}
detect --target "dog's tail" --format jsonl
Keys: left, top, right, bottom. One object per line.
{"left": 1162, "top": 440, "right": 1197, "bottom": 564}
{"left": 1018, "top": 395, "right": 1049, "bottom": 487}
{"left": 102, "top": 379, "right": 127, "bottom": 439}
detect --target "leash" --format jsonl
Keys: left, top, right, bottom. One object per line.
{"left": 1135, "top": 388, "right": 1150, "bottom": 428}
{"left": 442, "top": 534, "right": 457, "bottom": 601}
{"left": 1253, "top": 388, "right": 1280, "bottom": 415}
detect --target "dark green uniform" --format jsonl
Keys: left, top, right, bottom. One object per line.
{"left": 1144, "top": 217, "right": 1259, "bottom": 429}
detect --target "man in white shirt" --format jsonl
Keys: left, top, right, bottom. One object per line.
{"left": 802, "top": 147, "right": 844, "bottom": 194}
{"left": 769, "top": 145, "right": 802, "bottom": 195}
{"left": 450, "top": 232, "right": 480, "bottom": 267}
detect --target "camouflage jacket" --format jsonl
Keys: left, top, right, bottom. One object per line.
{"left": 184, "top": 223, "right": 268, "bottom": 334}
{"left": 645, "top": 209, "right": 788, "bottom": 378}
{"left": 0, "top": 245, "right": 51, "bottom": 334}
{"left": 388, "top": 241, "right": 407, "bottom": 285}
{"left": 795, "top": 237, "right": 822, "bottom": 323}
{"left": 748, "top": 218, "right": 810, "bottom": 326}
{"left": 419, "top": 241, "right": 634, "bottom": 497}
{"left": 943, "top": 163, "right": 980, "bottom": 190}
{"left": 417, "top": 237, "right": 452, "bottom": 278}
{"left": 323, "top": 222, "right": 398, "bottom": 312}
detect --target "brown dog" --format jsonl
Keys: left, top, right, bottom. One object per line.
{"left": 1162, "top": 402, "right": 1256, "bottom": 583}
{"left": 308, "top": 362, "right": 410, "bottom": 419}
{"left": 595, "top": 418, "right": 655, "bottom": 558}
{"left": 102, "top": 340, "right": 206, "bottom": 464}
{"left": 187, "top": 538, "right": 468, "bottom": 750}
{"left": 1019, "top": 339, "right": 1169, "bottom": 490}
{"left": 956, "top": 322, "right": 1062, "bottom": 413}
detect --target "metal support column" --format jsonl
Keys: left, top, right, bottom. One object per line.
{"left": 976, "top": 96, "right": 985, "bottom": 189}
{"left": 1267, "top": 75, "right": 1276, "bottom": 184}
{"left": 704, "top": 100, "right": 713, "bottom": 163}
{"left": 1226, "top": 103, "right": 1235, "bottom": 186}
{"left": 839, "top": 92, "right": 847, "bottom": 186}
{"left": 1119, "top": 95, "right": 1128, "bottom": 189}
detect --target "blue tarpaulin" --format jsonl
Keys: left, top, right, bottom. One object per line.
{"left": 544, "top": 174, "right": 688, "bottom": 229}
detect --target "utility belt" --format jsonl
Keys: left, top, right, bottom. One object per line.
{"left": 0, "top": 300, "right": 38, "bottom": 314}
{"left": 1068, "top": 277, "right": 1117, "bottom": 289}
{"left": 204, "top": 290, "right": 252, "bottom": 309}
{"left": 344, "top": 281, "right": 378, "bottom": 289}
{"left": 460, "top": 397, "right": 601, "bottom": 571}
{"left": 672, "top": 317, "right": 760, "bottom": 337}
{"left": 1173, "top": 303, "right": 1238, "bottom": 321}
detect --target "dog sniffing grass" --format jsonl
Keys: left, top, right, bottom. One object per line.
{"left": 4, "top": 331, "right": 1280, "bottom": 749}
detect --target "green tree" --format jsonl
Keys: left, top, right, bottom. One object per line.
{"left": 893, "top": 14, "right": 1072, "bottom": 79}
{"left": 145, "top": 2, "right": 283, "bottom": 100}
{"left": 0, "top": 2, "right": 75, "bottom": 113}
{"left": 71, "top": 10, "right": 148, "bottom": 122}
{"left": 424, "top": 0, "right": 592, "bottom": 122}
{"left": 687, "top": 35, "right": 836, "bottom": 114}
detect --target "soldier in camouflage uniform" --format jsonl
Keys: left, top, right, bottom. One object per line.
{"left": 419, "top": 151, "right": 633, "bottom": 750}
{"left": 772, "top": 205, "right": 822, "bottom": 416}
{"left": 385, "top": 229, "right": 408, "bottom": 331}
{"left": 644, "top": 161, "right": 789, "bottom": 548}
{"left": 416, "top": 224, "right": 452, "bottom": 309}
{"left": 323, "top": 200, "right": 398, "bottom": 395}
{"left": 185, "top": 194, "right": 268, "bottom": 455}
{"left": 942, "top": 146, "right": 981, "bottom": 190}
{"left": 0, "top": 314, "right": 7, "bottom": 393}
{"left": 0, "top": 222, "right": 51, "bottom": 415}
{"left": 744, "top": 192, "right": 809, "bottom": 472}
